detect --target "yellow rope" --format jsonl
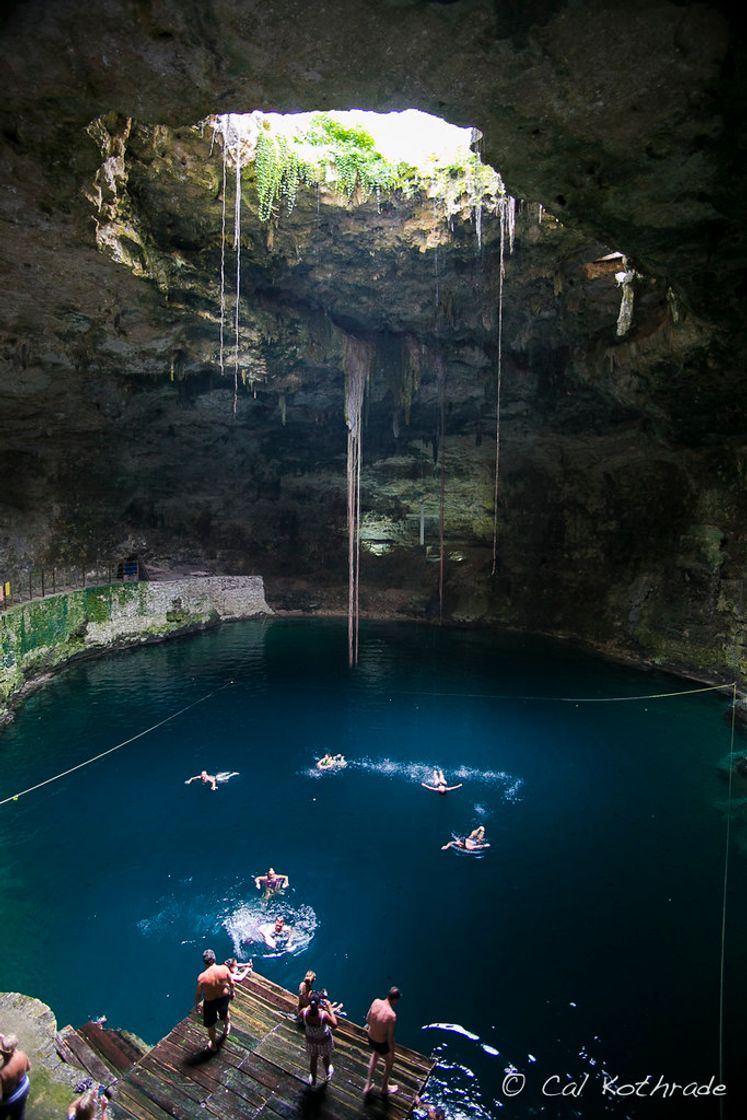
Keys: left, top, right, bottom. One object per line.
{"left": 0, "top": 682, "right": 232, "bottom": 807}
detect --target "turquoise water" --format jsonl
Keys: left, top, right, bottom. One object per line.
{"left": 0, "top": 618, "right": 745, "bottom": 1118}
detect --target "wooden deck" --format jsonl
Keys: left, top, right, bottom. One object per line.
{"left": 106, "top": 972, "right": 435, "bottom": 1120}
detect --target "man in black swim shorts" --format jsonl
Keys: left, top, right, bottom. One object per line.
{"left": 195, "top": 949, "right": 234, "bottom": 1051}
{"left": 364, "top": 986, "right": 401, "bottom": 1096}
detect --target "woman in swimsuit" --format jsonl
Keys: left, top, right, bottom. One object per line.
{"left": 254, "top": 867, "right": 289, "bottom": 895}
{"left": 300, "top": 995, "right": 337, "bottom": 1089}
{"left": 185, "top": 770, "right": 217, "bottom": 791}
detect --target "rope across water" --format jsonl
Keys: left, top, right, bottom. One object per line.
{"left": 0, "top": 681, "right": 233, "bottom": 807}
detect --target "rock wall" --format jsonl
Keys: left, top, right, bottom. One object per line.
{"left": 0, "top": 577, "right": 271, "bottom": 721}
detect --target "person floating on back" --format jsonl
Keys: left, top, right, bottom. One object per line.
{"left": 421, "top": 768, "right": 463, "bottom": 795}
{"left": 364, "top": 986, "right": 401, "bottom": 1097}
{"left": 442, "top": 825, "right": 490, "bottom": 852}
{"left": 194, "top": 948, "right": 234, "bottom": 1051}
{"left": 0, "top": 1033, "right": 31, "bottom": 1120}
{"left": 316, "top": 754, "right": 347, "bottom": 770}
{"left": 185, "top": 770, "right": 217, "bottom": 791}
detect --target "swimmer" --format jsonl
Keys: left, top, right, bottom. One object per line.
{"left": 415, "top": 1097, "right": 446, "bottom": 1120}
{"left": 255, "top": 867, "right": 290, "bottom": 894}
{"left": 441, "top": 830, "right": 490, "bottom": 852}
{"left": 224, "top": 957, "right": 253, "bottom": 982}
{"left": 316, "top": 753, "right": 347, "bottom": 770}
{"left": 259, "top": 916, "right": 294, "bottom": 951}
{"left": 421, "top": 768, "right": 463, "bottom": 795}
{"left": 185, "top": 770, "right": 217, "bottom": 791}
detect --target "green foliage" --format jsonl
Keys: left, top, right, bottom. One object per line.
{"left": 254, "top": 124, "right": 313, "bottom": 221}
{"left": 300, "top": 113, "right": 401, "bottom": 201}
{"left": 248, "top": 112, "right": 504, "bottom": 222}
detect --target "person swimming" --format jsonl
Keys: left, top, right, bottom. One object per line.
{"left": 316, "top": 754, "right": 347, "bottom": 770}
{"left": 422, "top": 768, "right": 463, "bottom": 794}
{"left": 442, "top": 826, "right": 490, "bottom": 852}
{"left": 185, "top": 770, "right": 217, "bottom": 791}
{"left": 258, "top": 916, "right": 294, "bottom": 951}
{"left": 255, "top": 867, "right": 289, "bottom": 895}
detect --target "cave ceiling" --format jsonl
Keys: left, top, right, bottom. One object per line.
{"left": 0, "top": 0, "right": 745, "bottom": 678}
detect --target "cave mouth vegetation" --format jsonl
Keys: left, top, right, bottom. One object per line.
{"left": 1, "top": 3, "right": 747, "bottom": 1117}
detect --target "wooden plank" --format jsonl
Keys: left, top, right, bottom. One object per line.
{"left": 112, "top": 970, "right": 435, "bottom": 1120}
{"left": 112, "top": 1082, "right": 176, "bottom": 1120}
{"left": 80, "top": 1021, "right": 139, "bottom": 1073}
{"left": 127, "top": 1064, "right": 210, "bottom": 1120}
{"left": 58, "top": 1027, "right": 114, "bottom": 1085}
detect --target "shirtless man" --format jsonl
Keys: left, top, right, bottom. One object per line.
{"left": 421, "top": 768, "right": 463, "bottom": 795}
{"left": 195, "top": 949, "right": 235, "bottom": 1051}
{"left": 363, "top": 986, "right": 401, "bottom": 1096}
{"left": 185, "top": 770, "right": 217, "bottom": 791}
{"left": 259, "top": 916, "right": 293, "bottom": 950}
{"left": 0, "top": 1034, "right": 31, "bottom": 1120}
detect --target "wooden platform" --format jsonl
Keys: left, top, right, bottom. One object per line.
{"left": 106, "top": 972, "right": 435, "bottom": 1120}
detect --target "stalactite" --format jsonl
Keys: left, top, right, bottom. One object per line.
{"left": 219, "top": 119, "right": 228, "bottom": 379}
{"left": 343, "top": 335, "right": 373, "bottom": 667}
{"left": 491, "top": 199, "right": 507, "bottom": 577}
{"left": 434, "top": 349, "right": 447, "bottom": 624}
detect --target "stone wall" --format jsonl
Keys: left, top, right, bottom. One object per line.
{"left": 0, "top": 577, "right": 271, "bottom": 722}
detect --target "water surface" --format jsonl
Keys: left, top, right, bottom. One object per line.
{"left": 0, "top": 618, "right": 744, "bottom": 1118}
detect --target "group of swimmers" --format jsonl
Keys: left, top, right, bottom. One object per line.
{"left": 186, "top": 761, "right": 489, "bottom": 854}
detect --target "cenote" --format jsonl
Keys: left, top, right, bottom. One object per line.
{"left": 1, "top": 618, "right": 745, "bottom": 1118}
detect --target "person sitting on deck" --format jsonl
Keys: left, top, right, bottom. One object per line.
{"left": 185, "top": 770, "right": 217, "bottom": 791}
{"left": 297, "top": 971, "right": 344, "bottom": 1021}
{"left": 254, "top": 867, "right": 289, "bottom": 895}
{"left": 421, "top": 768, "right": 463, "bottom": 794}
{"left": 259, "top": 916, "right": 294, "bottom": 951}
{"left": 194, "top": 948, "right": 234, "bottom": 1051}
{"left": 224, "top": 957, "right": 253, "bottom": 982}
{"left": 67, "top": 1088, "right": 108, "bottom": 1120}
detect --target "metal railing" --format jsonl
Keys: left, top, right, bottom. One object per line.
{"left": 0, "top": 560, "right": 141, "bottom": 610}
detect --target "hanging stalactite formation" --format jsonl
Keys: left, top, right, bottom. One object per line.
{"left": 491, "top": 194, "right": 516, "bottom": 576}
{"left": 343, "top": 334, "right": 374, "bottom": 667}
{"left": 433, "top": 348, "right": 447, "bottom": 624}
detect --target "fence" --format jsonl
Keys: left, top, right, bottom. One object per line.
{"left": 0, "top": 560, "right": 141, "bottom": 609}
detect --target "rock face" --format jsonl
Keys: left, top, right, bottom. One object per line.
{"left": 0, "top": 1, "right": 745, "bottom": 683}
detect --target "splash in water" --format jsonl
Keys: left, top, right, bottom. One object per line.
{"left": 223, "top": 899, "right": 317, "bottom": 959}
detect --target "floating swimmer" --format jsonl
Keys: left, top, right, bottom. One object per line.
{"left": 185, "top": 770, "right": 217, "bottom": 791}
{"left": 255, "top": 867, "right": 290, "bottom": 896}
{"left": 258, "top": 915, "right": 294, "bottom": 951}
{"left": 184, "top": 770, "right": 239, "bottom": 791}
{"left": 422, "top": 768, "right": 463, "bottom": 795}
{"left": 442, "top": 826, "right": 490, "bottom": 852}
{"left": 316, "top": 753, "right": 347, "bottom": 770}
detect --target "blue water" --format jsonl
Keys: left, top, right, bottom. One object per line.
{"left": 0, "top": 618, "right": 745, "bottom": 1118}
